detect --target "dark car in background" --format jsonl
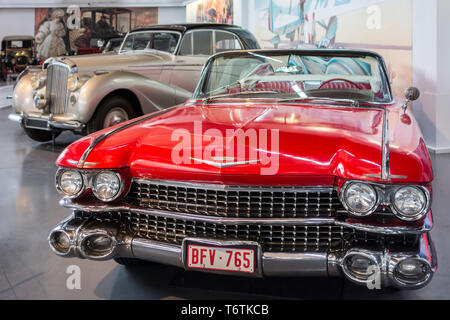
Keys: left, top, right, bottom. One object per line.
{"left": 1, "top": 35, "right": 39, "bottom": 81}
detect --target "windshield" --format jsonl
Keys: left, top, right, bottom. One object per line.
{"left": 195, "top": 51, "right": 392, "bottom": 104}
{"left": 7, "top": 40, "right": 32, "bottom": 49}
{"left": 120, "top": 31, "right": 180, "bottom": 54}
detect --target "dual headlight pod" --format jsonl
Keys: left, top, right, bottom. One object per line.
{"left": 340, "top": 181, "right": 430, "bottom": 221}
{"left": 56, "top": 169, "right": 124, "bottom": 202}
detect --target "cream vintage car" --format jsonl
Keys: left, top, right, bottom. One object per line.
{"left": 8, "top": 23, "right": 259, "bottom": 142}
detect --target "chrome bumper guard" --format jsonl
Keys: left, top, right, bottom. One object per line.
{"left": 49, "top": 201, "right": 437, "bottom": 289}
{"left": 8, "top": 112, "right": 83, "bottom": 131}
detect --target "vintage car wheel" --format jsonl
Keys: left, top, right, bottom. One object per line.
{"left": 88, "top": 96, "right": 136, "bottom": 134}
{"left": 113, "top": 257, "right": 145, "bottom": 266}
{"left": 24, "top": 128, "right": 60, "bottom": 142}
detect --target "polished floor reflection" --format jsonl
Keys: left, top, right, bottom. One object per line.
{"left": 0, "top": 106, "right": 449, "bottom": 299}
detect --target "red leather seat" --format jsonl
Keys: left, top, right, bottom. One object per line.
{"left": 228, "top": 81, "right": 304, "bottom": 94}
{"left": 319, "top": 81, "right": 371, "bottom": 90}
{"left": 254, "top": 81, "right": 304, "bottom": 93}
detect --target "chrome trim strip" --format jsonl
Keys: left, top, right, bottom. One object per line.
{"left": 363, "top": 173, "right": 407, "bottom": 179}
{"left": 381, "top": 107, "right": 390, "bottom": 180}
{"left": 77, "top": 105, "right": 180, "bottom": 168}
{"left": 59, "top": 198, "right": 431, "bottom": 234}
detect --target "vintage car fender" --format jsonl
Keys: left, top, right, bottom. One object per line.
{"left": 12, "top": 72, "right": 35, "bottom": 113}
{"left": 74, "top": 70, "right": 192, "bottom": 124}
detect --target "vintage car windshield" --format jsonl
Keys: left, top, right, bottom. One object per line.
{"left": 120, "top": 31, "right": 180, "bottom": 54}
{"left": 7, "top": 40, "right": 32, "bottom": 49}
{"left": 196, "top": 52, "right": 392, "bottom": 104}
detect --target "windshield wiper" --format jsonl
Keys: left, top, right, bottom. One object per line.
{"left": 203, "top": 91, "right": 280, "bottom": 103}
{"left": 277, "top": 96, "right": 360, "bottom": 107}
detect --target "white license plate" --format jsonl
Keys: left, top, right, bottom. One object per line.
{"left": 186, "top": 244, "right": 256, "bottom": 274}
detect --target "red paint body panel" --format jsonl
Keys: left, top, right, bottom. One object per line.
{"left": 56, "top": 99, "right": 433, "bottom": 186}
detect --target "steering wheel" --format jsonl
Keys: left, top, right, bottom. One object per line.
{"left": 318, "top": 78, "right": 362, "bottom": 90}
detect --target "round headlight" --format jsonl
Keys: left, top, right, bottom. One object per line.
{"left": 56, "top": 170, "right": 84, "bottom": 197}
{"left": 342, "top": 182, "right": 377, "bottom": 216}
{"left": 92, "top": 171, "right": 122, "bottom": 202}
{"left": 67, "top": 75, "right": 80, "bottom": 91}
{"left": 392, "top": 186, "right": 427, "bottom": 220}
{"left": 31, "top": 74, "right": 41, "bottom": 89}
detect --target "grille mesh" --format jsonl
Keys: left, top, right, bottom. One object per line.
{"left": 74, "top": 211, "right": 420, "bottom": 253}
{"left": 46, "top": 64, "right": 69, "bottom": 114}
{"left": 128, "top": 181, "right": 345, "bottom": 218}
{"left": 129, "top": 211, "right": 347, "bottom": 252}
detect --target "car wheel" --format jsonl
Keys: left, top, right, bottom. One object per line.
{"left": 113, "top": 257, "right": 144, "bottom": 266}
{"left": 87, "top": 96, "right": 136, "bottom": 134}
{"left": 24, "top": 128, "right": 60, "bottom": 142}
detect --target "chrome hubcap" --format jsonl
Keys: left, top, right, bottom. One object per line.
{"left": 103, "top": 107, "right": 129, "bottom": 128}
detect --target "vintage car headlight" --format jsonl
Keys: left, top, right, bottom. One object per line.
{"left": 67, "top": 75, "right": 80, "bottom": 91}
{"left": 392, "top": 186, "right": 427, "bottom": 220}
{"left": 92, "top": 171, "right": 123, "bottom": 202}
{"left": 31, "top": 74, "right": 44, "bottom": 89}
{"left": 56, "top": 169, "right": 84, "bottom": 198}
{"left": 342, "top": 182, "right": 378, "bottom": 216}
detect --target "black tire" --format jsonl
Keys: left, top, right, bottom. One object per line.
{"left": 24, "top": 128, "right": 60, "bottom": 142}
{"left": 87, "top": 95, "right": 136, "bottom": 134}
{"left": 114, "top": 257, "right": 144, "bottom": 266}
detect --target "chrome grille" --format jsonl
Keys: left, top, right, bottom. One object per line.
{"left": 129, "top": 211, "right": 348, "bottom": 252}
{"left": 73, "top": 211, "right": 420, "bottom": 253}
{"left": 46, "top": 63, "right": 69, "bottom": 114}
{"left": 128, "top": 180, "right": 345, "bottom": 218}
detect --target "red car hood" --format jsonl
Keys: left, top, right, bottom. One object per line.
{"left": 57, "top": 101, "right": 433, "bottom": 186}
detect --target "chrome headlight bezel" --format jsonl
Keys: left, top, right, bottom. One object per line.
{"left": 31, "top": 73, "right": 46, "bottom": 89}
{"left": 340, "top": 181, "right": 379, "bottom": 217}
{"left": 67, "top": 75, "right": 80, "bottom": 91}
{"left": 391, "top": 186, "right": 430, "bottom": 221}
{"left": 92, "top": 171, "right": 124, "bottom": 202}
{"left": 339, "top": 180, "right": 430, "bottom": 221}
{"left": 55, "top": 169, "right": 85, "bottom": 198}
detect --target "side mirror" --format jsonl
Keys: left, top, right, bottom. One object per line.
{"left": 405, "top": 87, "right": 420, "bottom": 101}
{"left": 402, "top": 87, "right": 420, "bottom": 110}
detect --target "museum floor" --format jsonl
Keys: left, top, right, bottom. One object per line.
{"left": 0, "top": 90, "right": 449, "bottom": 299}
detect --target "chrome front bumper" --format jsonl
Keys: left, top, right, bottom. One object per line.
{"left": 49, "top": 204, "right": 437, "bottom": 289}
{"left": 8, "top": 112, "right": 84, "bottom": 131}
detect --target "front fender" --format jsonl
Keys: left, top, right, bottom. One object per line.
{"left": 76, "top": 70, "right": 192, "bottom": 123}
{"left": 12, "top": 72, "right": 35, "bottom": 113}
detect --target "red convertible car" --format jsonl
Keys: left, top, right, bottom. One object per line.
{"left": 49, "top": 49, "right": 436, "bottom": 290}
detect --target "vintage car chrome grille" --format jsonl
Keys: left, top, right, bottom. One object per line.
{"left": 129, "top": 212, "right": 346, "bottom": 252}
{"left": 128, "top": 180, "right": 345, "bottom": 218}
{"left": 73, "top": 211, "right": 420, "bottom": 253}
{"left": 46, "top": 63, "right": 69, "bottom": 114}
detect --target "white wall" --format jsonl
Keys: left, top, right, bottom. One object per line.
{"left": 0, "top": 8, "right": 35, "bottom": 44}
{"left": 158, "top": 6, "right": 186, "bottom": 24}
{"left": 412, "top": 0, "right": 450, "bottom": 153}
